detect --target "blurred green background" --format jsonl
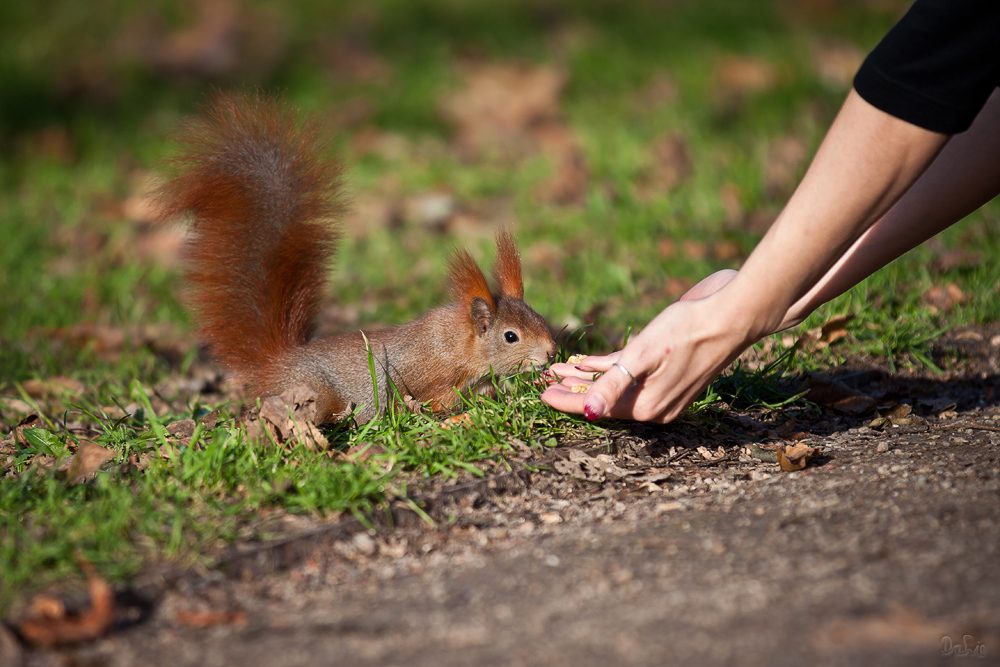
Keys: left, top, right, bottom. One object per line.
{"left": 2, "top": 0, "right": 997, "bottom": 388}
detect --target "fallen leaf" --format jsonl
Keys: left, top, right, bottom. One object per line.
{"left": 440, "top": 61, "right": 567, "bottom": 159}
{"left": 66, "top": 442, "right": 116, "bottom": 485}
{"left": 932, "top": 247, "right": 981, "bottom": 273}
{"left": 1, "top": 397, "right": 35, "bottom": 416}
{"left": 801, "top": 373, "right": 876, "bottom": 416}
{"left": 402, "top": 394, "right": 424, "bottom": 414}
{"left": 346, "top": 443, "right": 387, "bottom": 461}
{"left": 14, "top": 414, "right": 42, "bottom": 448}
{"left": 245, "top": 385, "right": 328, "bottom": 450}
{"left": 764, "top": 135, "right": 809, "bottom": 198}
{"left": 633, "top": 72, "right": 679, "bottom": 108}
{"left": 811, "top": 40, "right": 864, "bottom": 89}
{"left": 537, "top": 143, "right": 589, "bottom": 205}
{"left": 714, "top": 55, "right": 779, "bottom": 98}
{"left": 922, "top": 283, "right": 965, "bottom": 311}
{"left": 166, "top": 419, "right": 196, "bottom": 439}
{"left": 868, "top": 403, "right": 922, "bottom": 430}
{"left": 21, "top": 376, "right": 85, "bottom": 399}
{"left": 633, "top": 470, "right": 673, "bottom": 486}
{"left": 17, "top": 555, "right": 115, "bottom": 647}
{"left": 320, "top": 39, "right": 391, "bottom": 84}
{"left": 637, "top": 133, "right": 693, "bottom": 198}
{"left": 439, "top": 412, "right": 473, "bottom": 430}
{"left": 798, "top": 314, "right": 853, "bottom": 349}
{"left": 553, "top": 449, "right": 606, "bottom": 482}
{"left": 718, "top": 182, "right": 744, "bottom": 224}
{"left": 777, "top": 442, "right": 819, "bottom": 472}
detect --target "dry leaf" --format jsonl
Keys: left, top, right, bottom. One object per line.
{"left": 14, "top": 414, "right": 42, "bottom": 447}
{"left": 66, "top": 442, "right": 116, "bottom": 485}
{"left": 439, "top": 412, "right": 473, "bottom": 430}
{"left": 440, "top": 61, "right": 567, "bottom": 159}
{"left": 166, "top": 419, "right": 196, "bottom": 439}
{"left": 634, "top": 72, "right": 679, "bottom": 108}
{"left": 922, "top": 283, "right": 965, "bottom": 312}
{"left": 868, "top": 403, "right": 922, "bottom": 430}
{"left": 537, "top": 145, "right": 589, "bottom": 205}
{"left": 22, "top": 376, "right": 85, "bottom": 399}
{"left": 402, "top": 394, "right": 424, "bottom": 414}
{"left": 553, "top": 449, "right": 607, "bottom": 482}
{"left": 777, "top": 442, "right": 819, "bottom": 472}
{"left": 932, "top": 247, "right": 980, "bottom": 273}
{"left": 346, "top": 443, "right": 387, "bottom": 461}
{"left": 320, "top": 39, "right": 391, "bottom": 84}
{"left": 801, "top": 373, "right": 876, "bottom": 416}
{"left": 765, "top": 135, "right": 808, "bottom": 198}
{"left": 714, "top": 55, "right": 779, "bottom": 98}
{"left": 245, "top": 385, "right": 328, "bottom": 450}
{"left": 811, "top": 40, "right": 864, "bottom": 89}
{"left": 17, "top": 555, "right": 115, "bottom": 647}
{"left": 799, "top": 314, "right": 853, "bottom": 349}
{"left": 636, "top": 133, "right": 693, "bottom": 199}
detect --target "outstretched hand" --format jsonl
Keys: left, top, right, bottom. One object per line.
{"left": 541, "top": 270, "right": 744, "bottom": 423}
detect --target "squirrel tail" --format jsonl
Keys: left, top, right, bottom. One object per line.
{"left": 158, "top": 91, "right": 343, "bottom": 395}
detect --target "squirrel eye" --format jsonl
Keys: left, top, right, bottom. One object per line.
{"left": 504, "top": 331, "right": 519, "bottom": 344}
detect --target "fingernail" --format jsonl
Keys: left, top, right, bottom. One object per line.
{"left": 575, "top": 366, "right": 595, "bottom": 372}
{"left": 584, "top": 395, "right": 607, "bottom": 421}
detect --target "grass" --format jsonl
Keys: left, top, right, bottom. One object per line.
{"left": 2, "top": 0, "right": 999, "bottom": 610}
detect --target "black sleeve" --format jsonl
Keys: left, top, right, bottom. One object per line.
{"left": 853, "top": 0, "right": 1000, "bottom": 134}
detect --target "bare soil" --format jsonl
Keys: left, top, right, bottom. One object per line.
{"left": 9, "top": 325, "right": 1000, "bottom": 667}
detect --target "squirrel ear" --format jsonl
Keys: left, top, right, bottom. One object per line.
{"left": 492, "top": 231, "right": 524, "bottom": 300}
{"left": 470, "top": 296, "right": 493, "bottom": 334}
{"left": 448, "top": 249, "right": 495, "bottom": 311}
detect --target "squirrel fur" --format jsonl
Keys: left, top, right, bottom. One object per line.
{"left": 159, "top": 92, "right": 557, "bottom": 424}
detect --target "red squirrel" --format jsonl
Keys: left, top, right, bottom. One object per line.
{"left": 158, "top": 92, "right": 557, "bottom": 424}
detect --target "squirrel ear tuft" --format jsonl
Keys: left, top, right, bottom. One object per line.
{"left": 448, "top": 249, "right": 495, "bottom": 311}
{"left": 492, "top": 231, "right": 524, "bottom": 300}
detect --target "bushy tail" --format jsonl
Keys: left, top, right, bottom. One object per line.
{"left": 158, "top": 91, "right": 343, "bottom": 394}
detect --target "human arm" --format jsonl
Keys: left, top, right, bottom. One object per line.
{"left": 779, "top": 88, "right": 1000, "bottom": 328}
{"left": 541, "top": 89, "right": 949, "bottom": 422}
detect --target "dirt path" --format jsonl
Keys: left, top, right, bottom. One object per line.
{"left": 12, "top": 331, "right": 1000, "bottom": 667}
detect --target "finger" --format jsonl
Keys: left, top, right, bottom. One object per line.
{"left": 578, "top": 358, "right": 638, "bottom": 421}
{"left": 546, "top": 363, "right": 603, "bottom": 381}
{"left": 572, "top": 352, "right": 621, "bottom": 372}
{"left": 539, "top": 377, "right": 594, "bottom": 413}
